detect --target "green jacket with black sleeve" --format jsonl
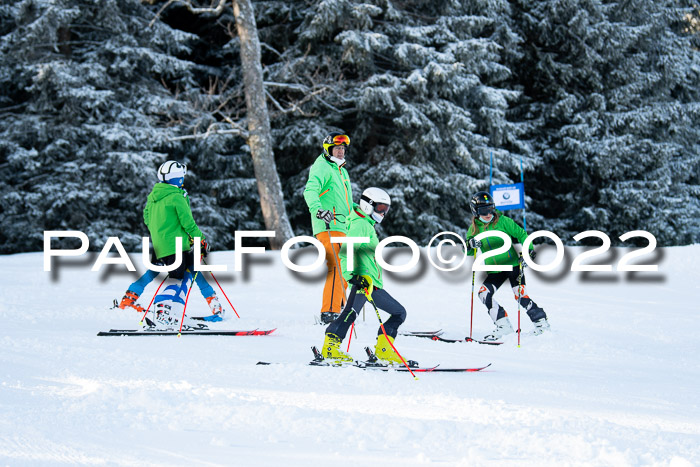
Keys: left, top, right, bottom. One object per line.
{"left": 466, "top": 212, "right": 532, "bottom": 273}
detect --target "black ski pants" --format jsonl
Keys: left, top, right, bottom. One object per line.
{"left": 158, "top": 250, "right": 194, "bottom": 280}
{"left": 479, "top": 266, "right": 546, "bottom": 323}
{"left": 326, "top": 285, "right": 406, "bottom": 340}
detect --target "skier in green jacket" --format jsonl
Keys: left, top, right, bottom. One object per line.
{"left": 321, "top": 187, "right": 412, "bottom": 365}
{"left": 466, "top": 191, "right": 550, "bottom": 341}
{"left": 303, "top": 132, "right": 353, "bottom": 324}
{"left": 143, "top": 160, "right": 211, "bottom": 329}
{"left": 144, "top": 162, "right": 205, "bottom": 263}
{"left": 116, "top": 161, "right": 225, "bottom": 321}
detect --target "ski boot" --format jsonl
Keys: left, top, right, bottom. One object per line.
{"left": 483, "top": 317, "right": 515, "bottom": 341}
{"left": 206, "top": 294, "right": 225, "bottom": 318}
{"left": 118, "top": 291, "right": 145, "bottom": 313}
{"left": 145, "top": 303, "right": 183, "bottom": 330}
{"left": 374, "top": 334, "right": 417, "bottom": 367}
{"left": 320, "top": 312, "right": 339, "bottom": 324}
{"left": 532, "top": 318, "right": 551, "bottom": 335}
{"left": 321, "top": 333, "right": 353, "bottom": 363}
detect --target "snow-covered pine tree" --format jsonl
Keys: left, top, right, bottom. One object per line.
{"left": 509, "top": 0, "right": 700, "bottom": 246}
{"left": 3, "top": 0, "right": 697, "bottom": 254}
{"left": 261, "top": 0, "right": 528, "bottom": 243}
{"left": 0, "top": 0, "right": 261, "bottom": 253}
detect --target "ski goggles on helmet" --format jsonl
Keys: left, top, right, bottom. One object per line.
{"left": 476, "top": 204, "right": 495, "bottom": 216}
{"left": 374, "top": 203, "right": 390, "bottom": 215}
{"left": 332, "top": 134, "right": 350, "bottom": 146}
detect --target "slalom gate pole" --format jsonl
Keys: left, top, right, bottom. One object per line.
{"left": 139, "top": 273, "right": 169, "bottom": 325}
{"left": 177, "top": 270, "right": 199, "bottom": 336}
{"left": 365, "top": 292, "right": 418, "bottom": 380}
{"left": 520, "top": 155, "right": 527, "bottom": 232}
{"left": 469, "top": 270, "right": 475, "bottom": 339}
{"left": 203, "top": 259, "right": 240, "bottom": 318}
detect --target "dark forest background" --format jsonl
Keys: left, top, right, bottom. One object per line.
{"left": 1, "top": 0, "right": 699, "bottom": 253}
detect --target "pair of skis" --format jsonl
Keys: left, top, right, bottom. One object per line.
{"left": 400, "top": 330, "right": 503, "bottom": 345}
{"left": 98, "top": 328, "right": 491, "bottom": 371}
{"left": 355, "top": 346, "right": 490, "bottom": 372}
{"left": 97, "top": 328, "right": 276, "bottom": 336}
{"left": 258, "top": 347, "right": 490, "bottom": 372}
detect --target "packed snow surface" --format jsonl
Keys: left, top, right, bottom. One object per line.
{"left": 1, "top": 245, "right": 699, "bottom": 466}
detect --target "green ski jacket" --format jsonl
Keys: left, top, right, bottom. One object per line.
{"left": 466, "top": 212, "right": 532, "bottom": 273}
{"left": 339, "top": 205, "right": 384, "bottom": 289}
{"left": 303, "top": 155, "right": 353, "bottom": 235}
{"left": 143, "top": 183, "right": 204, "bottom": 259}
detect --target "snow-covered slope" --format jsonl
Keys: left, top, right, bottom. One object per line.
{"left": 1, "top": 246, "right": 699, "bottom": 466}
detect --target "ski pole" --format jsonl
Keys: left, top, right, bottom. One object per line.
{"left": 365, "top": 291, "right": 418, "bottom": 380}
{"left": 346, "top": 322, "right": 358, "bottom": 352}
{"left": 326, "top": 225, "right": 356, "bottom": 350}
{"left": 468, "top": 244, "right": 481, "bottom": 342}
{"left": 324, "top": 218, "right": 349, "bottom": 309}
{"left": 139, "top": 273, "right": 169, "bottom": 326}
{"left": 203, "top": 259, "right": 241, "bottom": 319}
{"left": 339, "top": 286, "right": 360, "bottom": 353}
{"left": 347, "top": 322, "right": 354, "bottom": 351}
{"left": 518, "top": 208, "right": 529, "bottom": 347}
{"left": 469, "top": 270, "right": 475, "bottom": 339}
{"left": 319, "top": 214, "right": 351, "bottom": 346}
{"left": 177, "top": 270, "right": 199, "bottom": 336}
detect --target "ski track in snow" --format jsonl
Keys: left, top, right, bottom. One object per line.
{"left": 1, "top": 246, "right": 699, "bottom": 466}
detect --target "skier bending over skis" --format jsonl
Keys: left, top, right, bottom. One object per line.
{"left": 142, "top": 160, "right": 211, "bottom": 329}
{"left": 321, "top": 187, "right": 412, "bottom": 365}
{"left": 466, "top": 191, "right": 550, "bottom": 341}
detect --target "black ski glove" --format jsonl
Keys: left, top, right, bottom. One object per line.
{"left": 316, "top": 209, "right": 334, "bottom": 224}
{"left": 349, "top": 275, "right": 373, "bottom": 297}
{"left": 519, "top": 249, "right": 536, "bottom": 267}
{"left": 349, "top": 275, "right": 368, "bottom": 288}
{"left": 467, "top": 237, "right": 482, "bottom": 250}
{"left": 200, "top": 238, "right": 210, "bottom": 257}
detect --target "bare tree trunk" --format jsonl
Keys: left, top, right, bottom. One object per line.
{"left": 233, "top": 0, "right": 294, "bottom": 249}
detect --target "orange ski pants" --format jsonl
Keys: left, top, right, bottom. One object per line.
{"left": 316, "top": 231, "right": 347, "bottom": 314}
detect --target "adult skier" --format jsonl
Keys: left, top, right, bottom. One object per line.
{"left": 321, "top": 188, "right": 412, "bottom": 365}
{"left": 142, "top": 160, "right": 210, "bottom": 328}
{"left": 303, "top": 132, "right": 353, "bottom": 324}
{"left": 466, "top": 191, "right": 550, "bottom": 341}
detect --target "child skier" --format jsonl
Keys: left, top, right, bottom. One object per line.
{"left": 466, "top": 191, "right": 550, "bottom": 341}
{"left": 142, "top": 160, "right": 210, "bottom": 329}
{"left": 321, "top": 187, "right": 412, "bottom": 365}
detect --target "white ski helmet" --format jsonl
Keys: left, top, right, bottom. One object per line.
{"left": 359, "top": 187, "right": 391, "bottom": 223}
{"left": 157, "top": 160, "right": 187, "bottom": 186}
